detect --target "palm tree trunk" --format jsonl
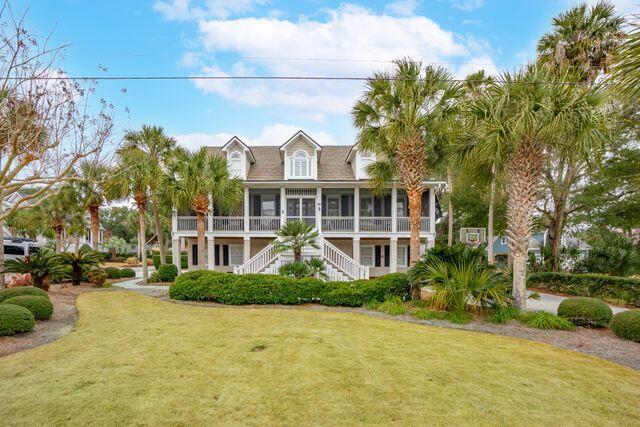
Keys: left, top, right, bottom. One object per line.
{"left": 0, "top": 218, "right": 5, "bottom": 290}
{"left": 151, "top": 193, "right": 166, "bottom": 265}
{"left": 487, "top": 171, "right": 496, "bottom": 265}
{"left": 138, "top": 206, "right": 148, "bottom": 283}
{"left": 55, "top": 229, "right": 63, "bottom": 253}
{"left": 407, "top": 186, "right": 423, "bottom": 299}
{"left": 196, "top": 212, "right": 206, "bottom": 270}
{"left": 446, "top": 166, "right": 454, "bottom": 247}
{"left": 506, "top": 139, "right": 544, "bottom": 310}
{"left": 89, "top": 205, "right": 100, "bottom": 251}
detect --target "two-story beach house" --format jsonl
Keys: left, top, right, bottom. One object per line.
{"left": 170, "top": 131, "right": 442, "bottom": 280}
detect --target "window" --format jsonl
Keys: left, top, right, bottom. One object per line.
{"left": 397, "top": 245, "right": 408, "bottom": 267}
{"left": 360, "top": 245, "right": 374, "bottom": 267}
{"left": 229, "top": 245, "right": 243, "bottom": 266}
{"left": 360, "top": 195, "right": 374, "bottom": 217}
{"left": 228, "top": 152, "right": 242, "bottom": 178}
{"left": 359, "top": 151, "right": 374, "bottom": 178}
{"left": 327, "top": 196, "right": 340, "bottom": 217}
{"left": 466, "top": 232, "right": 480, "bottom": 243}
{"left": 396, "top": 194, "right": 407, "bottom": 217}
{"left": 501, "top": 236, "right": 508, "bottom": 245}
{"left": 292, "top": 150, "right": 309, "bottom": 178}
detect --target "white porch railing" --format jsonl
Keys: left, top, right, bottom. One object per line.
{"left": 287, "top": 216, "right": 316, "bottom": 227}
{"left": 322, "top": 217, "right": 354, "bottom": 232}
{"left": 211, "top": 216, "right": 244, "bottom": 231}
{"left": 396, "top": 217, "right": 431, "bottom": 232}
{"left": 249, "top": 216, "right": 281, "bottom": 231}
{"left": 234, "top": 243, "right": 277, "bottom": 275}
{"left": 359, "top": 217, "right": 392, "bottom": 232}
{"left": 321, "top": 237, "right": 369, "bottom": 280}
{"left": 177, "top": 216, "right": 210, "bottom": 231}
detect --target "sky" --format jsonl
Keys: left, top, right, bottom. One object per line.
{"left": 12, "top": 0, "right": 639, "bottom": 150}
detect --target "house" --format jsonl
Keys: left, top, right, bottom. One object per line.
{"left": 491, "top": 232, "right": 590, "bottom": 259}
{"left": 170, "top": 130, "right": 442, "bottom": 280}
{"left": 459, "top": 227, "right": 486, "bottom": 247}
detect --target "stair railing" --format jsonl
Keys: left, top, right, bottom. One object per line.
{"left": 233, "top": 243, "right": 277, "bottom": 275}
{"left": 321, "top": 237, "right": 369, "bottom": 280}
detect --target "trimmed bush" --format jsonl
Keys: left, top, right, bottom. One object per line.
{"left": 152, "top": 253, "right": 187, "bottom": 270}
{"left": 0, "top": 304, "right": 35, "bottom": 335}
{"left": 157, "top": 264, "right": 178, "bottom": 282}
{"left": 103, "top": 267, "right": 122, "bottom": 279}
{"left": 169, "top": 271, "right": 411, "bottom": 307}
{"left": 610, "top": 310, "right": 640, "bottom": 342}
{"left": 0, "top": 286, "right": 49, "bottom": 304}
{"left": 529, "top": 272, "right": 640, "bottom": 307}
{"left": 119, "top": 268, "right": 136, "bottom": 278}
{"left": 557, "top": 297, "right": 613, "bottom": 327}
{"left": 86, "top": 269, "right": 108, "bottom": 287}
{"left": 1, "top": 295, "right": 53, "bottom": 320}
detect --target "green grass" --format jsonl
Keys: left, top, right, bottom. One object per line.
{"left": 1, "top": 291, "right": 639, "bottom": 425}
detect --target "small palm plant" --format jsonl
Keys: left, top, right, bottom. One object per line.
{"left": 61, "top": 246, "right": 103, "bottom": 286}
{"left": 273, "top": 220, "right": 319, "bottom": 262}
{"left": 5, "top": 249, "right": 67, "bottom": 290}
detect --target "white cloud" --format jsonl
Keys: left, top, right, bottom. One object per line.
{"left": 154, "top": 0, "right": 268, "bottom": 21}
{"left": 173, "top": 123, "right": 338, "bottom": 151}
{"left": 385, "top": 0, "right": 419, "bottom": 17}
{"left": 450, "top": 0, "right": 485, "bottom": 12}
{"left": 177, "top": 3, "right": 496, "bottom": 115}
{"left": 562, "top": 0, "right": 637, "bottom": 15}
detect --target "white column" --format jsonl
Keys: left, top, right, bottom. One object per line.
{"left": 390, "top": 237, "right": 398, "bottom": 273}
{"left": 354, "top": 187, "right": 360, "bottom": 233}
{"left": 186, "top": 239, "right": 193, "bottom": 270}
{"left": 429, "top": 186, "right": 436, "bottom": 234}
{"left": 171, "top": 208, "right": 177, "bottom": 233}
{"left": 243, "top": 236, "right": 251, "bottom": 263}
{"left": 207, "top": 236, "right": 215, "bottom": 271}
{"left": 280, "top": 187, "right": 286, "bottom": 226}
{"left": 207, "top": 195, "right": 213, "bottom": 233}
{"left": 172, "top": 238, "right": 181, "bottom": 272}
{"left": 243, "top": 187, "right": 250, "bottom": 232}
{"left": 352, "top": 237, "right": 360, "bottom": 264}
{"left": 316, "top": 187, "right": 322, "bottom": 233}
{"left": 391, "top": 185, "right": 397, "bottom": 233}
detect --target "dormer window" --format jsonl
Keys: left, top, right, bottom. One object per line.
{"left": 228, "top": 152, "right": 242, "bottom": 178}
{"left": 292, "top": 150, "right": 310, "bottom": 178}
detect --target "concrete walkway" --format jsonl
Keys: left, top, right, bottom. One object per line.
{"left": 528, "top": 291, "right": 628, "bottom": 315}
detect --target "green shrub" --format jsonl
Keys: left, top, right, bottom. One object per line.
{"left": 278, "top": 261, "right": 311, "bottom": 278}
{"left": 169, "top": 272, "right": 410, "bottom": 307}
{"left": 86, "top": 269, "right": 108, "bottom": 287}
{"left": 375, "top": 296, "right": 407, "bottom": 315}
{"left": 519, "top": 311, "right": 576, "bottom": 330}
{"left": 0, "top": 286, "right": 49, "bottom": 303}
{"left": 152, "top": 252, "right": 187, "bottom": 270}
{"left": 157, "top": 264, "right": 178, "bottom": 282}
{"left": 0, "top": 304, "right": 35, "bottom": 335}
{"left": 557, "top": 297, "right": 613, "bottom": 327}
{"left": 103, "top": 267, "right": 121, "bottom": 279}
{"left": 489, "top": 306, "right": 520, "bottom": 324}
{"left": 610, "top": 310, "right": 640, "bottom": 342}
{"left": 528, "top": 272, "right": 640, "bottom": 307}
{"left": 412, "top": 308, "right": 441, "bottom": 320}
{"left": 119, "top": 268, "right": 136, "bottom": 278}
{"left": 1, "top": 295, "right": 53, "bottom": 320}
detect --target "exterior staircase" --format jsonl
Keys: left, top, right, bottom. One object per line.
{"left": 233, "top": 237, "right": 368, "bottom": 281}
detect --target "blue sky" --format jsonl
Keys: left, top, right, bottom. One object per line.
{"left": 13, "top": 0, "right": 638, "bottom": 149}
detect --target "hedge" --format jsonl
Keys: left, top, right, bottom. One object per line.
{"left": 156, "top": 264, "right": 178, "bottom": 282}
{"left": 119, "top": 268, "right": 136, "bottom": 278}
{"left": 0, "top": 304, "right": 35, "bottom": 335}
{"left": 169, "top": 271, "right": 411, "bottom": 307}
{"left": 104, "top": 267, "right": 122, "bottom": 279}
{"left": 152, "top": 252, "right": 187, "bottom": 270}
{"left": 1, "top": 295, "right": 53, "bottom": 320}
{"left": 0, "top": 286, "right": 49, "bottom": 304}
{"left": 610, "top": 310, "right": 640, "bottom": 342}
{"left": 557, "top": 297, "right": 613, "bottom": 328}
{"left": 528, "top": 272, "right": 640, "bottom": 307}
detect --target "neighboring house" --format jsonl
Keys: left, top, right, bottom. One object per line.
{"left": 459, "top": 227, "right": 486, "bottom": 247}
{"left": 171, "top": 130, "right": 442, "bottom": 280}
{"left": 491, "top": 232, "right": 590, "bottom": 259}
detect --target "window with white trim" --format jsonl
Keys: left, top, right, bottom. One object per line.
{"left": 397, "top": 245, "right": 408, "bottom": 267}
{"left": 501, "top": 236, "right": 508, "bottom": 245}
{"left": 228, "top": 152, "right": 242, "bottom": 178}
{"left": 229, "top": 245, "right": 244, "bottom": 266}
{"left": 466, "top": 232, "right": 480, "bottom": 243}
{"left": 360, "top": 245, "right": 374, "bottom": 267}
{"left": 291, "top": 150, "right": 310, "bottom": 178}
{"left": 359, "top": 151, "right": 374, "bottom": 178}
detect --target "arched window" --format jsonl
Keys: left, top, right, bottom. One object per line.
{"left": 292, "top": 150, "right": 309, "bottom": 177}
{"left": 228, "top": 152, "right": 242, "bottom": 178}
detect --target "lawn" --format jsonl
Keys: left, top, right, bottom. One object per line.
{"left": 1, "top": 292, "right": 639, "bottom": 425}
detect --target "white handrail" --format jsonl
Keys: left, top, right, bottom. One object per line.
{"left": 321, "top": 237, "right": 369, "bottom": 280}
{"left": 233, "top": 243, "right": 277, "bottom": 275}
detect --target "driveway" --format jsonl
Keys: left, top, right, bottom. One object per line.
{"left": 528, "top": 291, "right": 628, "bottom": 315}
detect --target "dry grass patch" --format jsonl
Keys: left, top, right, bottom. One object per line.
{"left": 0, "top": 291, "right": 639, "bottom": 425}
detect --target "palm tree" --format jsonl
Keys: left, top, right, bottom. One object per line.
{"left": 164, "top": 148, "right": 243, "bottom": 270}
{"left": 273, "top": 220, "right": 320, "bottom": 262}
{"left": 465, "top": 65, "right": 609, "bottom": 309}
{"left": 109, "top": 149, "right": 154, "bottom": 282}
{"left": 76, "top": 160, "right": 109, "bottom": 250}
{"left": 612, "top": 15, "right": 640, "bottom": 100}
{"left": 352, "top": 59, "right": 462, "bottom": 294}
{"left": 61, "top": 245, "right": 102, "bottom": 286}
{"left": 537, "top": 1, "right": 624, "bottom": 271}
{"left": 39, "top": 186, "right": 84, "bottom": 253}
{"left": 5, "top": 248, "right": 67, "bottom": 290}
{"left": 121, "top": 125, "right": 177, "bottom": 265}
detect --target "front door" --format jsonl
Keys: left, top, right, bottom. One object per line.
{"left": 287, "top": 197, "right": 316, "bottom": 227}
